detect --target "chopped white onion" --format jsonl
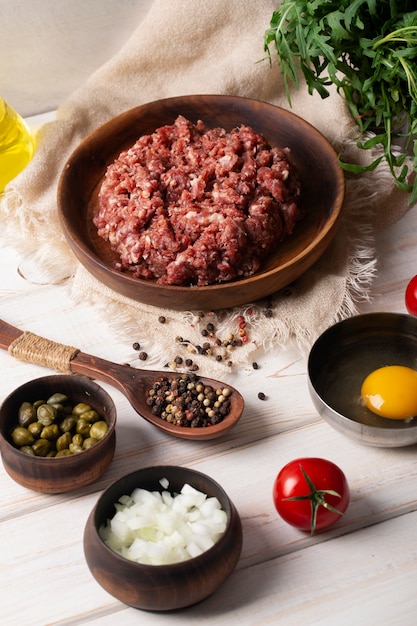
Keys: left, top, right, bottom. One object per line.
{"left": 99, "top": 479, "right": 227, "bottom": 565}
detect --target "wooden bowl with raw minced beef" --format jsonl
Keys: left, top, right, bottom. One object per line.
{"left": 57, "top": 94, "right": 344, "bottom": 311}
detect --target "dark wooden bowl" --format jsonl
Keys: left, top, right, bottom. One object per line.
{"left": 58, "top": 94, "right": 345, "bottom": 311}
{"left": 83, "top": 465, "right": 243, "bottom": 611}
{"left": 0, "top": 375, "right": 117, "bottom": 493}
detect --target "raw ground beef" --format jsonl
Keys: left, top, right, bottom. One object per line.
{"left": 94, "top": 115, "right": 302, "bottom": 286}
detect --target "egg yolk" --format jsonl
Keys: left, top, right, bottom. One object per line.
{"left": 361, "top": 365, "right": 417, "bottom": 420}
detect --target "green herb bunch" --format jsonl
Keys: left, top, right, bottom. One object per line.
{"left": 264, "top": 0, "right": 417, "bottom": 204}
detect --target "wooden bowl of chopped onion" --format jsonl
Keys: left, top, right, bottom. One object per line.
{"left": 0, "top": 374, "right": 117, "bottom": 493}
{"left": 83, "top": 465, "right": 243, "bottom": 611}
{"left": 58, "top": 94, "right": 344, "bottom": 310}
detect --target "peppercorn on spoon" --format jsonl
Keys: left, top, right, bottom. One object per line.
{"left": 0, "top": 318, "right": 244, "bottom": 440}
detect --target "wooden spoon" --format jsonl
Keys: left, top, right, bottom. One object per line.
{"left": 0, "top": 318, "right": 244, "bottom": 440}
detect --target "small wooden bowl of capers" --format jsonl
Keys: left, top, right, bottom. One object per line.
{"left": 0, "top": 374, "right": 117, "bottom": 493}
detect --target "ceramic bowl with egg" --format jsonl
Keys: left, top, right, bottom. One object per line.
{"left": 308, "top": 312, "right": 417, "bottom": 447}
{"left": 0, "top": 374, "right": 117, "bottom": 492}
{"left": 83, "top": 465, "right": 243, "bottom": 611}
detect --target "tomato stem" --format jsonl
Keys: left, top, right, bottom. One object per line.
{"left": 283, "top": 465, "right": 345, "bottom": 535}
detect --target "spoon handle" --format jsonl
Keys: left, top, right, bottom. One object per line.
{"left": 0, "top": 318, "right": 23, "bottom": 348}
{"left": 0, "top": 317, "right": 152, "bottom": 400}
{"left": 70, "top": 351, "right": 154, "bottom": 402}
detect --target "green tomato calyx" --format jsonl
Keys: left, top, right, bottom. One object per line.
{"left": 283, "top": 464, "right": 345, "bottom": 535}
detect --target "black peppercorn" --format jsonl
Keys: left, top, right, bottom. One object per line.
{"left": 145, "top": 374, "right": 232, "bottom": 428}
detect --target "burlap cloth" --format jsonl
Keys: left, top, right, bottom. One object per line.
{"left": 0, "top": 0, "right": 413, "bottom": 376}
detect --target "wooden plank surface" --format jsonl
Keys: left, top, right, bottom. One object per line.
{"left": 1, "top": 183, "right": 417, "bottom": 625}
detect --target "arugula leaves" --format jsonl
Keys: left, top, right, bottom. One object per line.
{"left": 264, "top": 1, "right": 417, "bottom": 204}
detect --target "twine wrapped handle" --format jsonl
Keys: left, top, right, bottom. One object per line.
{"left": 8, "top": 331, "right": 79, "bottom": 374}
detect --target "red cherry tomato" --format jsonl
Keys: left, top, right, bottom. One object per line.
{"left": 405, "top": 275, "right": 417, "bottom": 316}
{"left": 272, "top": 458, "right": 350, "bottom": 534}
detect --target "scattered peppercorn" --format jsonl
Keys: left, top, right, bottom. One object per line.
{"left": 252, "top": 362, "right": 259, "bottom": 369}
{"left": 258, "top": 392, "right": 266, "bottom": 401}
{"left": 158, "top": 316, "right": 166, "bottom": 324}
{"left": 138, "top": 352, "right": 148, "bottom": 361}
{"left": 201, "top": 342, "right": 211, "bottom": 355}
{"left": 132, "top": 342, "right": 141, "bottom": 351}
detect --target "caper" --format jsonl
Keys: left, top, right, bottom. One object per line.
{"left": 48, "top": 403, "right": 66, "bottom": 417}
{"left": 47, "top": 393, "right": 69, "bottom": 405}
{"left": 28, "top": 421, "right": 43, "bottom": 437}
{"left": 89, "top": 421, "right": 109, "bottom": 441}
{"left": 72, "top": 402, "right": 92, "bottom": 416}
{"left": 56, "top": 431, "right": 71, "bottom": 451}
{"left": 40, "top": 424, "right": 60, "bottom": 440}
{"left": 20, "top": 445, "right": 36, "bottom": 456}
{"left": 32, "top": 439, "right": 52, "bottom": 457}
{"left": 75, "top": 418, "right": 91, "bottom": 437}
{"left": 18, "top": 402, "right": 36, "bottom": 428}
{"left": 10, "top": 390, "right": 106, "bottom": 458}
{"left": 82, "top": 437, "right": 97, "bottom": 450}
{"left": 59, "top": 416, "right": 76, "bottom": 433}
{"left": 11, "top": 426, "right": 35, "bottom": 447}
{"left": 72, "top": 433, "right": 83, "bottom": 447}
{"left": 55, "top": 448, "right": 72, "bottom": 457}
{"left": 37, "top": 403, "right": 57, "bottom": 426}
{"left": 79, "top": 409, "right": 100, "bottom": 423}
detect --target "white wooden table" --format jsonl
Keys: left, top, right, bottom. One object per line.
{"left": 1, "top": 139, "right": 417, "bottom": 624}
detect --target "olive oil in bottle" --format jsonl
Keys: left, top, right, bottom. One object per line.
{"left": 0, "top": 97, "right": 34, "bottom": 193}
